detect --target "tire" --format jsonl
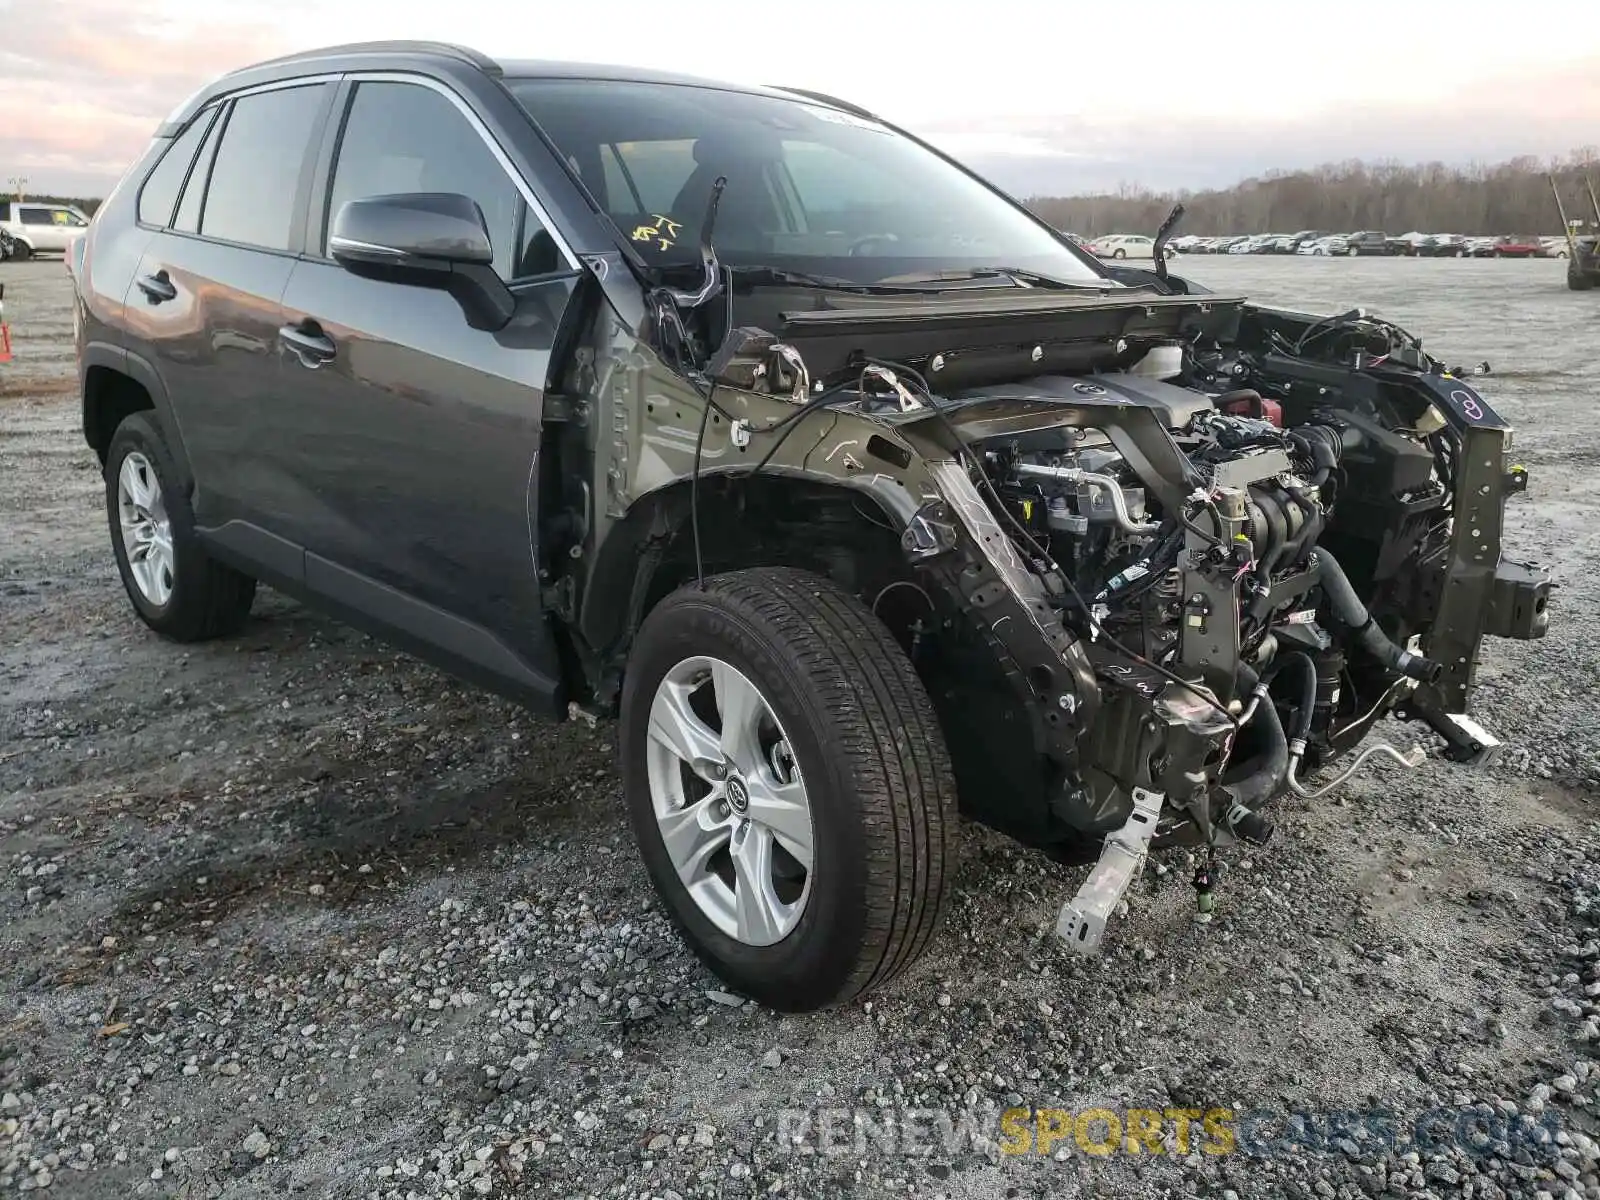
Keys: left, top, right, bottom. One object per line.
{"left": 105, "top": 412, "right": 256, "bottom": 641}
{"left": 1112, "top": 248, "right": 1126, "bottom": 259}
{"left": 9, "top": 240, "right": 30, "bottom": 262}
{"left": 1571, "top": 269, "right": 1595, "bottom": 292}
{"left": 620, "top": 567, "right": 957, "bottom": 1011}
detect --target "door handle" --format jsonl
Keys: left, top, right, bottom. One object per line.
{"left": 279, "top": 320, "right": 336, "bottom": 368}
{"left": 136, "top": 271, "right": 177, "bottom": 303}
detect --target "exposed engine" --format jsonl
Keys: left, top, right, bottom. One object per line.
{"left": 692, "top": 265, "right": 1553, "bottom": 955}
{"left": 976, "top": 380, "right": 1406, "bottom": 693}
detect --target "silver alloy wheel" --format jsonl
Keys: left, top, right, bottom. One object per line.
{"left": 645, "top": 655, "right": 814, "bottom": 946}
{"left": 117, "top": 451, "right": 175, "bottom": 607}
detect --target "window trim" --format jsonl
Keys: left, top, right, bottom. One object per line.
{"left": 314, "top": 71, "right": 577, "bottom": 274}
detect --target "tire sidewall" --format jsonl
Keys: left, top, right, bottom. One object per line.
{"left": 104, "top": 413, "right": 202, "bottom": 632}
{"left": 620, "top": 588, "right": 871, "bottom": 1006}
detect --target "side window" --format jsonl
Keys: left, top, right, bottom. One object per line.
{"left": 19, "top": 207, "right": 52, "bottom": 226}
{"left": 137, "top": 110, "right": 215, "bottom": 228}
{"left": 326, "top": 80, "right": 557, "bottom": 281}
{"left": 173, "top": 110, "right": 225, "bottom": 234}
{"left": 200, "top": 84, "right": 328, "bottom": 251}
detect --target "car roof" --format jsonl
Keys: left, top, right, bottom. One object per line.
{"left": 160, "top": 41, "right": 871, "bottom": 133}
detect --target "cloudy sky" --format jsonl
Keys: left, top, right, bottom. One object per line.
{"left": 4, "top": 0, "right": 1599, "bottom": 198}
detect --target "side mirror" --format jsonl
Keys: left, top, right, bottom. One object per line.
{"left": 329, "top": 192, "right": 514, "bottom": 331}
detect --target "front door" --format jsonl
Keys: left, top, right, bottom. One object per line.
{"left": 276, "top": 77, "right": 580, "bottom": 697}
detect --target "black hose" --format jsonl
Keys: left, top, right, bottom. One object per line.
{"left": 1218, "top": 662, "right": 1289, "bottom": 815}
{"left": 1311, "top": 548, "right": 1441, "bottom": 683}
{"left": 1270, "top": 651, "right": 1319, "bottom": 743}
{"left": 1290, "top": 426, "right": 1341, "bottom": 487}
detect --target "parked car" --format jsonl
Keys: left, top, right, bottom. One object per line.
{"left": 71, "top": 41, "right": 1552, "bottom": 1010}
{"left": 1465, "top": 236, "right": 1500, "bottom": 257}
{"left": 1345, "top": 231, "right": 1391, "bottom": 256}
{"left": 0, "top": 200, "right": 91, "bottom": 260}
{"left": 1491, "top": 235, "right": 1544, "bottom": 259}
{"left": 1090, "top": 233, "right": 1171, "bottom": 259}
{"left": 1542, "top": 236, "right": 1571, "bottom": 259}
{"left": 1207, "top": 235, "right": 1249, "bottom": 254}
{"left": 1298, "top": 235, "right": 1348, "bottom": 256}
{"left": 1284, "top": 230, "right": 1326, "bottom": 252}
{"left": 1417, "top": 234, "right": 1468, "bottom": 257}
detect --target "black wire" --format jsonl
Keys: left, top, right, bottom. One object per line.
{"left": 745, "top": 382, "right": 858, "bottom": 477}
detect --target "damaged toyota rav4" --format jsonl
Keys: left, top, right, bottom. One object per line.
{"left": 74, "top": 43, "right": 1552, "bottom": 1011}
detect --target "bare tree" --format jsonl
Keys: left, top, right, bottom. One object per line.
{"left": 1028, "top": 154, "right": 1597, "bottom": 237}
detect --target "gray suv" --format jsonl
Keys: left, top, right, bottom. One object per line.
{"left": 73, "top": 42, "right": 1550, "bottom": 1010}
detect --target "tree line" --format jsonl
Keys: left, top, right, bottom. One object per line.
{"left": 1023, "top": 150, "right": 1600, "bottom": 238}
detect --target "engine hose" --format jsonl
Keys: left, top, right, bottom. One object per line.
{"left": 1218, "top": 664, "right": 1289, "bottom": 817}
{"left": 1310, "top": 548, "right": 1441, "bottom": 682}
{"left": 1271, "top": 651, "right": 1319, "bottom": 742}
{"left": 1290, "top": 426, "right": 1342, "bottom": 487}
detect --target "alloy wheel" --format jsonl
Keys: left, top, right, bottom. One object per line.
{"left": 117, "top": 451, "right": 174, "bottom": 606}
{"left": 644, "top": 655, "right": 814, "bottom": 946}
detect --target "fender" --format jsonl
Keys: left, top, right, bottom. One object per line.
{"left": 79, "top": 340, "right": 196, "bottom": 493}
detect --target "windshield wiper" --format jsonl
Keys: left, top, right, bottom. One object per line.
{"left": 875, "top": 267, "right": 1111, "bottom": 290}
{"left": 726, "top": 265, "right": 919, "bottom": 294}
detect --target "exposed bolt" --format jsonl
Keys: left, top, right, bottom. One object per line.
{"left": 1057, "top": 694, "right": 1077, "bottom": 713}
{"left": 711, "top": 762, "right": 727, "bottom": 779}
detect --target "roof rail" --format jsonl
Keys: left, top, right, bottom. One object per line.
{"left": 769, "top": 86, "right": 877, "bottom": 120}
{"left": 246, "top": 41, "right": 502, "bottom": 77}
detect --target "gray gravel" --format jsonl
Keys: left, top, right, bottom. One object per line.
{"left": 2, "top": 254, "right": 1598, "bottom": 1199}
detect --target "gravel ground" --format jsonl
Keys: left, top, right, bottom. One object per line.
{"left": 2, "top": 254, "right": 1598, "bottom": 1200}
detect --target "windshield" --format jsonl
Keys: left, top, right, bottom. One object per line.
{"left": 509, "top": 78, "right": 1107, "bottom": 287}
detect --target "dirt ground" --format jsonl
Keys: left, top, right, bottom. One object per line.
{"left": 2, "top": 254, "right": 1597, "bottom": 1200}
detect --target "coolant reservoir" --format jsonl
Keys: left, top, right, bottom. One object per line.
{"left": 1128, "top": 343, "right": 1183, "bottom": 380}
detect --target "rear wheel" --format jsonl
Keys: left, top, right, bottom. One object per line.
{"left": 105, "top": 413, "right": 256, "bottom": 640}
{"left": 620, "top": 568, "right": 957, "bottom": 1011}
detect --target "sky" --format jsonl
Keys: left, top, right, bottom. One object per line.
{"left": 4, "top": 0, "right": 1599, "bottom": 199}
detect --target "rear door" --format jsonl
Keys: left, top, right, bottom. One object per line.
{"left": 127, "top": 79, "right": 336, "bottom": 571}
{"left": 274, "top": 75, "right": 582, "bottom": 700}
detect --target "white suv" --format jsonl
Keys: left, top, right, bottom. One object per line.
{"left": 1, "top": 200, "right": 91, "bottom": 260}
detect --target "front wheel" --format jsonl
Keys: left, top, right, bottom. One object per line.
{"left": 620, "top": 568, "right": 957, "bottom": 1011}
{"left": 8, "top": 241, "right": 30, "bottom": 262}
{"left": 1571, "top": 268, "right": 1595, "bottom": 292}
{"left": 1112, "top": 248, "right": 1127, "bottom": 259}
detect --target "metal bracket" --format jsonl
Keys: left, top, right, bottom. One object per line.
{"left": 1056, "top": 787, "right": 1165, "bottom": 953}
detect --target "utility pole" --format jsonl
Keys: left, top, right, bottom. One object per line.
{"left": 6, "top": 176, "right": 25, "bottom": 201}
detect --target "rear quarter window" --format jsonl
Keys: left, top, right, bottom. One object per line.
{"left": 137, "top": 110, "right": 217, "bottom": 228}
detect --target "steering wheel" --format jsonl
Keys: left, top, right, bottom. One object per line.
{"left": 847, "top": 233, "right": 900, "bottom": 257}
